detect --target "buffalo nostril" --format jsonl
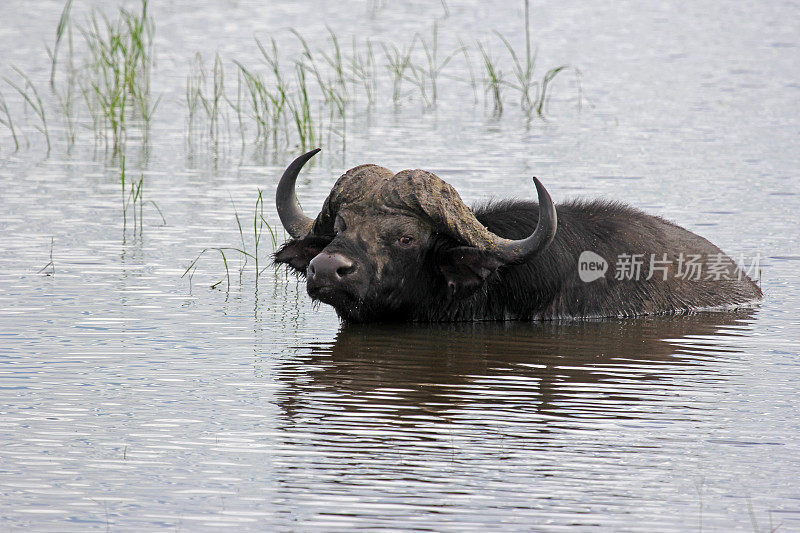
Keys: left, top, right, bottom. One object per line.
{"left": 308, "top": 253, "right": 356, "bottom": 282}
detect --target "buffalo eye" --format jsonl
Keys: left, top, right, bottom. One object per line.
{"left": 398, "top": 235, "right": 413, "bottom": 245}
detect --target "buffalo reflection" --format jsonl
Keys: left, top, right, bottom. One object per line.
{"left": 273, "top": 310, "right": 756, "bottom": 425}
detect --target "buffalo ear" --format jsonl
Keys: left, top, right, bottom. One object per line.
{"left": 273, "top": 237, "right": 328, "bottom": 273}
{"left": 436, "top": 246, "right": 503, "bottom": 298}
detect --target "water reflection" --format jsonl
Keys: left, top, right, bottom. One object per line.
{"left": 275, "top": 311, "right": 756, "bottom": 427}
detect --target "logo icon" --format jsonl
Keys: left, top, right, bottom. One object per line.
{"left": 578, "top": 251, "right": 608, "bottom": 283}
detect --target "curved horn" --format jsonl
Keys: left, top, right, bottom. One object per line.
{"left": 386, "top": 170, "right": 557, "bottom": 263}
{"left": 494, "top": 177, "right": 557, "bottom": 263}
{"left": 276, "top": 148, "right": 320, "bottom": 238}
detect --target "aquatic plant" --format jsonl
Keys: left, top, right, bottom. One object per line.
{"left": 348, "top": 37, "right": 377, "bottom": 106}
{"left": 47, "top": 0, "right": 78, "bottom": 148}
{"left": 319, "top": 27, "right": 349, "bottom": 102}
{"left": 287, "top": 63, "right": 317, "bottom": 151}
{"left": 120, "top": 155, "right": 165, "bottom": 233}
{"left": 287, "top": 31, "right": 349, "bottom": 144}
{"left": 190, "top": 5, "right": 578, "bottom": 156}
{"left": 79, "top": 0, "right": 156, "bottom": 151}
{"left": 535, "top": 65, "right": 568, "bottom": 115}
{"left": 0, "top": 90, "right": 20, "bottom": 151}
{"left": 234, "top": 58, "right": 287, "bottom": 147}
{"left": 37, "top": 237, "right": 55, "bottom": 276}
{"left": 5, "top": 67, "right": 51, "bottom": 153}
{"left": 49, "top": 0, "right": 74, "bottom": 89}
{"left": 381, "top": 40, "right": 415, "bottom": 104}
{"left": 477, "top": 42, "right": 505, "bottom": 115}
{"left": 185, "top": 53, "right": 204, "bottom": 143}
{"left": 458, "top": 39, "right": 479, "bottom": 104}
{"left": 228, "top": 69, "right": 247, "bottom": 148}
{"left": 0, "top": 0, "right": 580, "bottom": 162}
{"left": 494, "top": 29, "right": 569, "bottom": 116}
{"left": 183, "top": 189, "right": 279, "bottom": 292}
{"left": 405, "top": 21, "right": 462, "bottom": 108}
{"left": 186, "top": 52, "right": 227, "bottom": 146}
{"left": 48, "top": 32, "right": 78, "bottom": 148}
{"left": 493, "top": 0, "right": 569, "bottom": 115}
{"left": 202, "top": 53, "right": 226, "bottom": 143}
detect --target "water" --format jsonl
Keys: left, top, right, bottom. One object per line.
{"left": 1, "top": 0, "right": 799, "bottom": 530}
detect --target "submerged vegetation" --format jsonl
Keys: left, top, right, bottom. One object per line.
{"left": 79, "top": 0, "right": 157, "bottom": 151}
{"left": 4, "top": 68, "right": 51, "bottom": 153}
{"left": 120, "top": 155, "right": 165, "bottom": 233}
{"left": 0, "top": 0, "right": 580, "bottom": 160}
{"left": 0, "top": 0, "right": 582, "bottom": 288}
{"left": 182, "top": 189, "right": 280, "bottom": 292}
{"left": 194, "top": 12, "right": 578, "bottom": 154}
{"left": 1, "top": 0, "right": 156, "bottom": 156}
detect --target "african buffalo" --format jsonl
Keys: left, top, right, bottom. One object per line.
{"left": 274, "top": 149, "right": 761, "bottom": 322}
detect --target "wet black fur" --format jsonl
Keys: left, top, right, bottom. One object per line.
{"left": 275, "top": 199, "right": 762, "bottom": 322}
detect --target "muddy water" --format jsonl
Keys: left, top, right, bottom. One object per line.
{"left": 1, "top": 0, "right": 799, "bottom": 531}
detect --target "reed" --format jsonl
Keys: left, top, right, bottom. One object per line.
{"left": 458, "top": 39, "right": 479, "bottom": 104}
{"left": 121, "top": 155, "right": 129, "bottom": 228}
{"left": 234, "top": 35, "right": 338, "bottom": 150}
{"left": 536, "top": 65, "right": 567, "bottom": 115}
{"left": 257, "top": 37, "right": 291, "bottom": 144}
{"left": 79, "top": 0, "right": 155, "bottom": 151}
{"left": 183, "top": 189, "right": 279, "bottom": 291}
{"left": 233, "top": 62, "right": 267, "bottom": 143}
{"left": 289, "top": 30, "right": 325, "bottom": 101}
{"left": 319, "top": 27, "right": 349, "bottom": 101}
{"left": 0, "top": 90, "right": 20, "bottom": 151}
{"left": 495, "top": 31, "right": 535, "bottom": 111}
{"left": 477, "top": 42, "right": 504, "bottom": 115}
{"left": 229, "top": 69, "right": 247, "bottom": 148}
{"left": 1, "top": 0, "right": 582, "bottom": 162}
{"left": 287, "top": 63, "right": 317, "bottom": 150}
{"left": 182, "top": 5, "right": 577, "bottom": 155}
{"left": 50, "top": 0, "right": 74, "bottom": 89}
{"left": 186, "top": 52, "right": 226, "bottom": 145}
{"left": 348, "top": 37, "right": 377, "bottom": 106}
{"left": 123, "top": 0, "right": 155, "bottom": 120}
{"left": 300, "top": 52, "right": 346, "bottom": 147}
{"left": 381, "top": 40, "right": 414, "bottom": 104}
{"left": 494, "top": 0, "right": 569, "bottom": 115}
{"left": 80, "top": 16, "right": 127, "bottom": 148}
{"left": 234, "top": 59, "right": 289, "bottom": 147}
{"left": 120, "top": 155, "right": 164, "bottom": 232}
{"left": 253, "top": 189, "right": 264, "bottom": 278}
{"left": 496, "top": 45, "right": 568, "bottom": 116}
{"left": 290, "top": 29, "right": 345, "bottom": 123}
{"left": 325, "top": 80, "right": 347, "bottom": 146}
{"left": 280, "top": 30, "right": 358, "bottom": 148}
{"left": 183, "top": 246, "right": 246, "bottom": 292}
{"left": 254, "top": 188, "right": 279, "bottom": 278}
{"left": 48, "top": 19, "right": 81, "bottom": 149}
{"left": 405, "top": 21, "right": 461, "bottom": 108}
{"left": 186, "top": 53, "right": 205, "bottom": 143}
{"left": 230, "top": 193, "right": 248, "bottom": 264}
{"left": 37, "top": 237, "right": 55, "bottom": 276}
{"left": 48, "top": 0, "right": 78, "bottom": 148}
{"left": 202, "top": 53, "right": 225, "bottom": 142}
{"left": 5, "top": 67, "right": 51, "bottom": 153}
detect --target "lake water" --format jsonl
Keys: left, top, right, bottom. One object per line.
{"left": 1, "top": 0, "right": 799, "bottom": 530}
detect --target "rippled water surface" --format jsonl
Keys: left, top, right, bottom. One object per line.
{"left": 1, "top": 0, "right": 799, "bottom": 530}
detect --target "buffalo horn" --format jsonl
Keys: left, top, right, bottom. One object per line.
{"left": 276, "top": 148, "right": 320, "bottom": 238}
{"left": 492, "top": 177, "right": 557, "bottom": 263}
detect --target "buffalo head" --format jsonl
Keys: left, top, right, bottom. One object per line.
{"left": 274, "top": 149, "right": 557, "bottom": 322}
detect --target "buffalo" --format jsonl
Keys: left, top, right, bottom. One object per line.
{"left": 274, "top": 149, "right": 761, "bottom": 322}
